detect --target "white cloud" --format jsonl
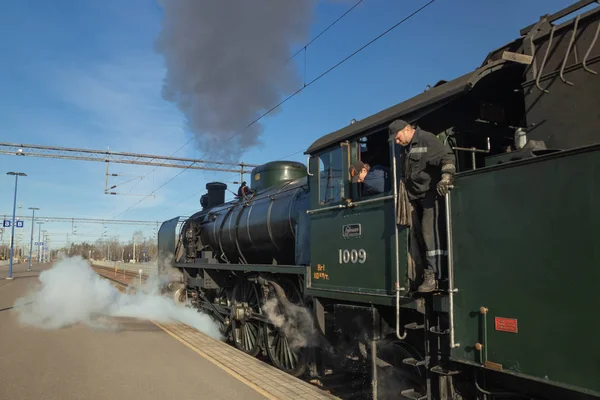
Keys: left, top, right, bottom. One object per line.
{"left": 37, "top": 56, "right": 221, "bottom": 220}
{"left": 49, "top": 56, "right": 186, "bottom": 149}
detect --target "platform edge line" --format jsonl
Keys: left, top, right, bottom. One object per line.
{"left": 153, "top": 321, "right": 280, "bottom": 400}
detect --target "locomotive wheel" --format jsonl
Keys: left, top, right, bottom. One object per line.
{"left": 173, "top": 287, "right": 187, "bottom": 304}
{"left": 210, "top": 314, "right": 230, "bottom": 340}
{"left": 230, "top": 280, "right": 263, "bottom": 357}
{"left": 263, "top": 278, "right": 308, "bottom": 377}
{"left": 376, "top": 339, "right": 426, "bottom": 394}
{"left": 213, "top": 288, "right": 232, "bottom": 340}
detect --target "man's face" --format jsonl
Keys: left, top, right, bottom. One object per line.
{"left": 394, "top": 126, "right": 413, "bottom": 146}
{"left": 356, "top": 167, "right": 368, "bottom": 183}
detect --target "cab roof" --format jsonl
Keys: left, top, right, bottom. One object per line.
{"left": 304, "top": 59, "right": 513, "bottom": 155}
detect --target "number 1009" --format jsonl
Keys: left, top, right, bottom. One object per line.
{"left": 338, "top": 249, "right": 367, "bottom": 264}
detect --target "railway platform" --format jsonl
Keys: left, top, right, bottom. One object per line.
{"left": 93, "top": 264, "right": 342, "bottom": 400}
{"left": 0, "top": 260, "right": 341, "bottom": 400}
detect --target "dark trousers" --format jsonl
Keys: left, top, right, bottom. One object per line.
{"left": 409, "top": 191, "right": 447, "bottom": 283}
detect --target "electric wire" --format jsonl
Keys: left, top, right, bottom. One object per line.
{"left": 108, "top": 2, "right": 365, "bottom": 221}
{"left": 149, "top": 0, "right": 436, "bottom": 219}
{"left": 286, "top": 0, "right": 365, "bottom": 62}
{"left": 106, "top": 1, "right": 369, "bottom": 220}
{"left": 110, "top": 0, "right": 437, "bottom": 221}
{"left": 32, "top": 2, "right": 369, "bottom": 246}
{"left": 221, "top": 0, "right": 437, "bottom": 145}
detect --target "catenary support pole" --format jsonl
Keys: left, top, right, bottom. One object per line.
{"left": 6, "top": 172, "right": 27, "bottom": 280}
{"left": 27, "top": 207, "right": 39, "bottom": 271}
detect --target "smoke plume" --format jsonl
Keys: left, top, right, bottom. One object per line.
{"left": 12, "top": 256, "right": 222, "bottom": 340}
{"left": 154, "top": 0, "right": 316, "bottom": 161}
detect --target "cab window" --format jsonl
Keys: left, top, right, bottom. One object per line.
{"left": 352, "top": 130, "right": 392, "bottom": 198}
{"left": 319, "top": 147, "right": 344, "bottom": 205}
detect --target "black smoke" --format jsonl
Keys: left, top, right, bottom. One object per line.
{"left": 154, "top": 0, "right": 316, "bottom": 161}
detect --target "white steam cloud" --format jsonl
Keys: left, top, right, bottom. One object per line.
{"left": 154, "top": 0, "right": 316, "bottom": 161}
{"left": 12, "top": 256, "right": 221, "bottom": 340}
{"left": 262, "top": 295, "right": 317, "bottom": 350}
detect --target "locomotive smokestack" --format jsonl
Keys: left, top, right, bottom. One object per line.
{"left": 205, "top": 182, "right": 227, "bottom": 208}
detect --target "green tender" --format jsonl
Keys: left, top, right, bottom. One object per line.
{"left": 449, "top": 144, "right": 600, "bottom": 396}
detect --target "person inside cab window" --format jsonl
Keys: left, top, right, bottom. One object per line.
{"left": 349, "top": 160, "right": 390, "bottom": 196}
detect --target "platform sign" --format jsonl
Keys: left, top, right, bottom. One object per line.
{"left": 35, "top": 242, "right": 44, "bottom": 246}
{"left": 16, "top": 221, "right": 24, "bottom": 228}
{"left": 3, "top": 220, "right": 10, "bottom": 227}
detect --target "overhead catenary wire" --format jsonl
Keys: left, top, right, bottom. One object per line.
{"left": 112, "top": 167, "right": 192, "bottom": 218}
{"left": 286, "top": 0, "right": 365, "bottom": 63}
{"left": 158, "top": 1, "right": 438, "bottom": 217}
{"left": 277, "top": 148, "right": 306, "bottom": 160}
{"left": 106, "top": 0, "right": 368, "bottom": 221}
{"left": 106, "top": 6, "right": 362, "bottom": 221}
{"left": 221, "top": 0, "right": 437, "bottom": 145}
{"left": 110, "top": 0, "right": 437, "bottom": 221}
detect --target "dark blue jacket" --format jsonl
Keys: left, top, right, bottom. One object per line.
{"left": 363, "top": 165, "right": 390, "bottom": 195}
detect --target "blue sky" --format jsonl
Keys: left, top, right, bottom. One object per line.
{"left": 0, "top": 0, "right": 584, "bottom": 249}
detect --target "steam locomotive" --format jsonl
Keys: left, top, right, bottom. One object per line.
{"left": 158, "top": 1, "right": 600, "bottom": 398}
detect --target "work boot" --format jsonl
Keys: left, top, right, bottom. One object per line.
{"left": 418, "top": 268, "right": 437, "bottom": 293}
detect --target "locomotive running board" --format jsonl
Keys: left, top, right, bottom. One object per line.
{"left": 173, "top": 262, "right": 306, "bottom": 275}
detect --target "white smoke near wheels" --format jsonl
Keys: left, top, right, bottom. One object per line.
{"left": 154, "top": 0, "right": 316, "bottom": 161}
{"left": 262, "top": 295, "right": 317, "bottom": 350}
{"left": 12, "top": 255, "right": 222, "bottom": 340}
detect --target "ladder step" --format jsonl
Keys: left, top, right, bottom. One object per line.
{"left": 402, "top": 357, "right": 426, "bottom": 367}
{"left": 400, "top": 389, "right": 426, "bottom": 400}
{"left": 404, "top": 322, "right": 424, "bottom": 330}
{"left": 431, "top": 365, "right": 461, "bottom": 376}
{"left": 429, "top": 326, "right": 449, "bottom": 335}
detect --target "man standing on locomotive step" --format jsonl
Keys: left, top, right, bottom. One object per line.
{"left": 389, "top": 119, "right": 456, "bottom": 293}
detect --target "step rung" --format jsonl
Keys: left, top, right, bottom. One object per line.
{"left": 429, "top": 326, "right": 449, "bottom": 335}
{"left": 402, "top": 357, "right": 426, "bottom": 367}
{"left": 404, "top": 322, "right": 424, "bottom": 330}
{"left": 431, "top": 365, "right": 461, "bottom": 376}
{"left": 400, "top": 388, "right": 426, "bottom": 400}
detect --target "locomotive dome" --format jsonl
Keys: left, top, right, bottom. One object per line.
{"left": 250, "top": 160, "right": 307, "bottom": 192}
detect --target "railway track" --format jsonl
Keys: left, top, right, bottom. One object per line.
{"left": 92, "top": 265, "right": 148, "bottom": 286}
{"left": 90, "top": 264, "right": 374, "bottom": 400}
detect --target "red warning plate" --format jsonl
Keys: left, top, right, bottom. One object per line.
{"left": 495, "top": 317, "right": 518, "bottom": 333}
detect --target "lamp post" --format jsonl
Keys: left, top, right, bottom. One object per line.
{"left": 27, "top": 207, "right": 39, "bottom": 272}
{"left": 41, "top": 230, "right": 47, "bottom": 264}
{"left": 6, "top": 172, "right": 27, "bottom": 280}
{"left": 36, "top": 222, "right": 44, "bottom": 263}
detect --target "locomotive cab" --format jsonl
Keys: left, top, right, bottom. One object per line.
{"left": 305, "top": 126, "right": 401, "bottom": 300}
{"left": 304, "top": 47, "right": 544, "bottom": 301}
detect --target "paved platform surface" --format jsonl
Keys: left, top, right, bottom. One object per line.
{"left": 0, "top": 261, "right": 342, "bottom": 400}
{"left": 156, "top": 322, "right": 340, "bottom": 400}
{"left": 0, "top": 262, "right": 267, "bottom": 400}
{"left": 93, "top": 264, "right": 341, "bottom": 400}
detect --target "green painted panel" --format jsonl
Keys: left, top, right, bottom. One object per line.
{"left": 449, "top": 145, "right": 600, "bottom": 395}
{"left": 309, "top": 199, "right": 409, "bottom": 295}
